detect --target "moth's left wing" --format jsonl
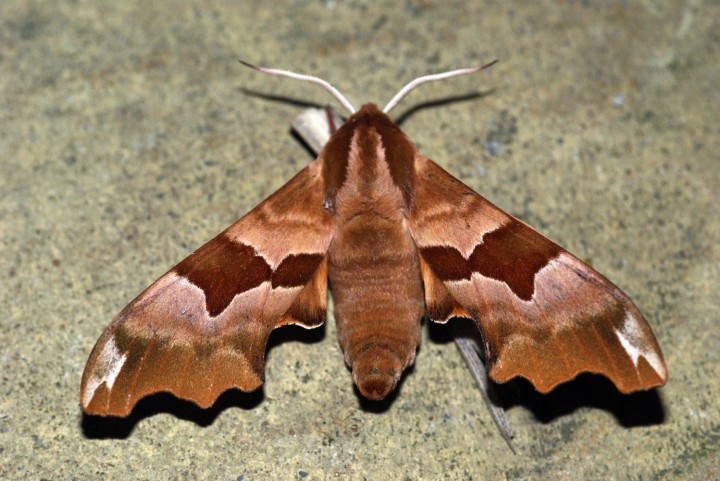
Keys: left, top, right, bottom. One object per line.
{"left": 408, "top": 156, "right": 667, "bottom": 394}
{"left": 81, "top": 160, "right": 333, "bottom": 416}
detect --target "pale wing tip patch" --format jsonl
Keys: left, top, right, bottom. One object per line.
{"left": 81, "top": 335, "right": 127, "bottom": 407}
{"left": 615, "top": 311, "right": 667, "bottom": 382}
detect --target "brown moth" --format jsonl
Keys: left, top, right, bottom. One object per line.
{"left": 81, "top": 61, "right": 667, "bottom": 422}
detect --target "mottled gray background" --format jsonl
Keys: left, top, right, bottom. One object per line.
{"left": 1, "top": 1, "right": 718, "bottom": 479}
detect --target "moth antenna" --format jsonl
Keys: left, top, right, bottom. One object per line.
{"left": 382, "top": 59, "right": 499, "bottom": 114}
{"left": 240, "top": 60, "right": 356, "bottom": 115}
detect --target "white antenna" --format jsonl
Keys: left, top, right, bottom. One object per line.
{"left": 382, "top": 59, "right": 499, "bottom": 114}
{"left": 240, "top": 60, "right": 356, "bottom": 114}
{"left": 241, "top": 59, "right": 499, "bottom": 116}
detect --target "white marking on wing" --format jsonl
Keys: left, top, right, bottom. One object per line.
{"left": 616, "top": 312, "right": 664, "bottom": 376}
{"left": 82, "top": 335, "right": 127, "bottom": 406}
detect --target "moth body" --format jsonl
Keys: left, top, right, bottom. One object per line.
{"left": 323, "top": 104, "right": 424, "bottom": 399}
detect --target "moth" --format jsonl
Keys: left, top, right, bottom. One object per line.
{"left": 81, "top": 61, "right": 667, "bottom": 426}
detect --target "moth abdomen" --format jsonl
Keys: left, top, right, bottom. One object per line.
{"left": 328, "top": 218, "right": 424, "bottom": 400}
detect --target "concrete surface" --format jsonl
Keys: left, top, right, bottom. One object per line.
{"left": 1, "top": 0, "right": 718, "bottom": 479}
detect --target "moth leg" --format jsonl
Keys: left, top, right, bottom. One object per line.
{"left": 450, "top": 320, "right": 515, "bottom": 453}
{"left": 291, "top": 107, "right": 344, "bottom": 154}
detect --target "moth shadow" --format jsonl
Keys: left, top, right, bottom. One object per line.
{"left": 240, "top": 88, "right": 325, "bottom": 110}
{"left": 80, "top": 389, "right": 264, "bottom": 439}
{"left": 81, "top": 324, "right": 327, "bottom": 439}
{"left": 393, "top": 90, "right": 496, "bottom": 127}
{"left": 498, "top": 375, "right": 666, "bottom": 428}
{"left": 291, "top": 127, "right": 330, "bottom": 159}
{"left": 428, "top": 319, "right": 667, "bottom": 428}
{"left": 242, "top": 88, "right": 337, "bottom": 159}
{"left": 266, "top": 321, "right": 326, "bottom": 350}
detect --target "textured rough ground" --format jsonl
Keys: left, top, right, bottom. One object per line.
{"left": 1, "top": 1, "right": 718, "bottom": 479}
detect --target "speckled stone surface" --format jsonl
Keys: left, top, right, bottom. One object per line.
{"left": 1, "top": 1, "right": 718, "bottom": 479}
